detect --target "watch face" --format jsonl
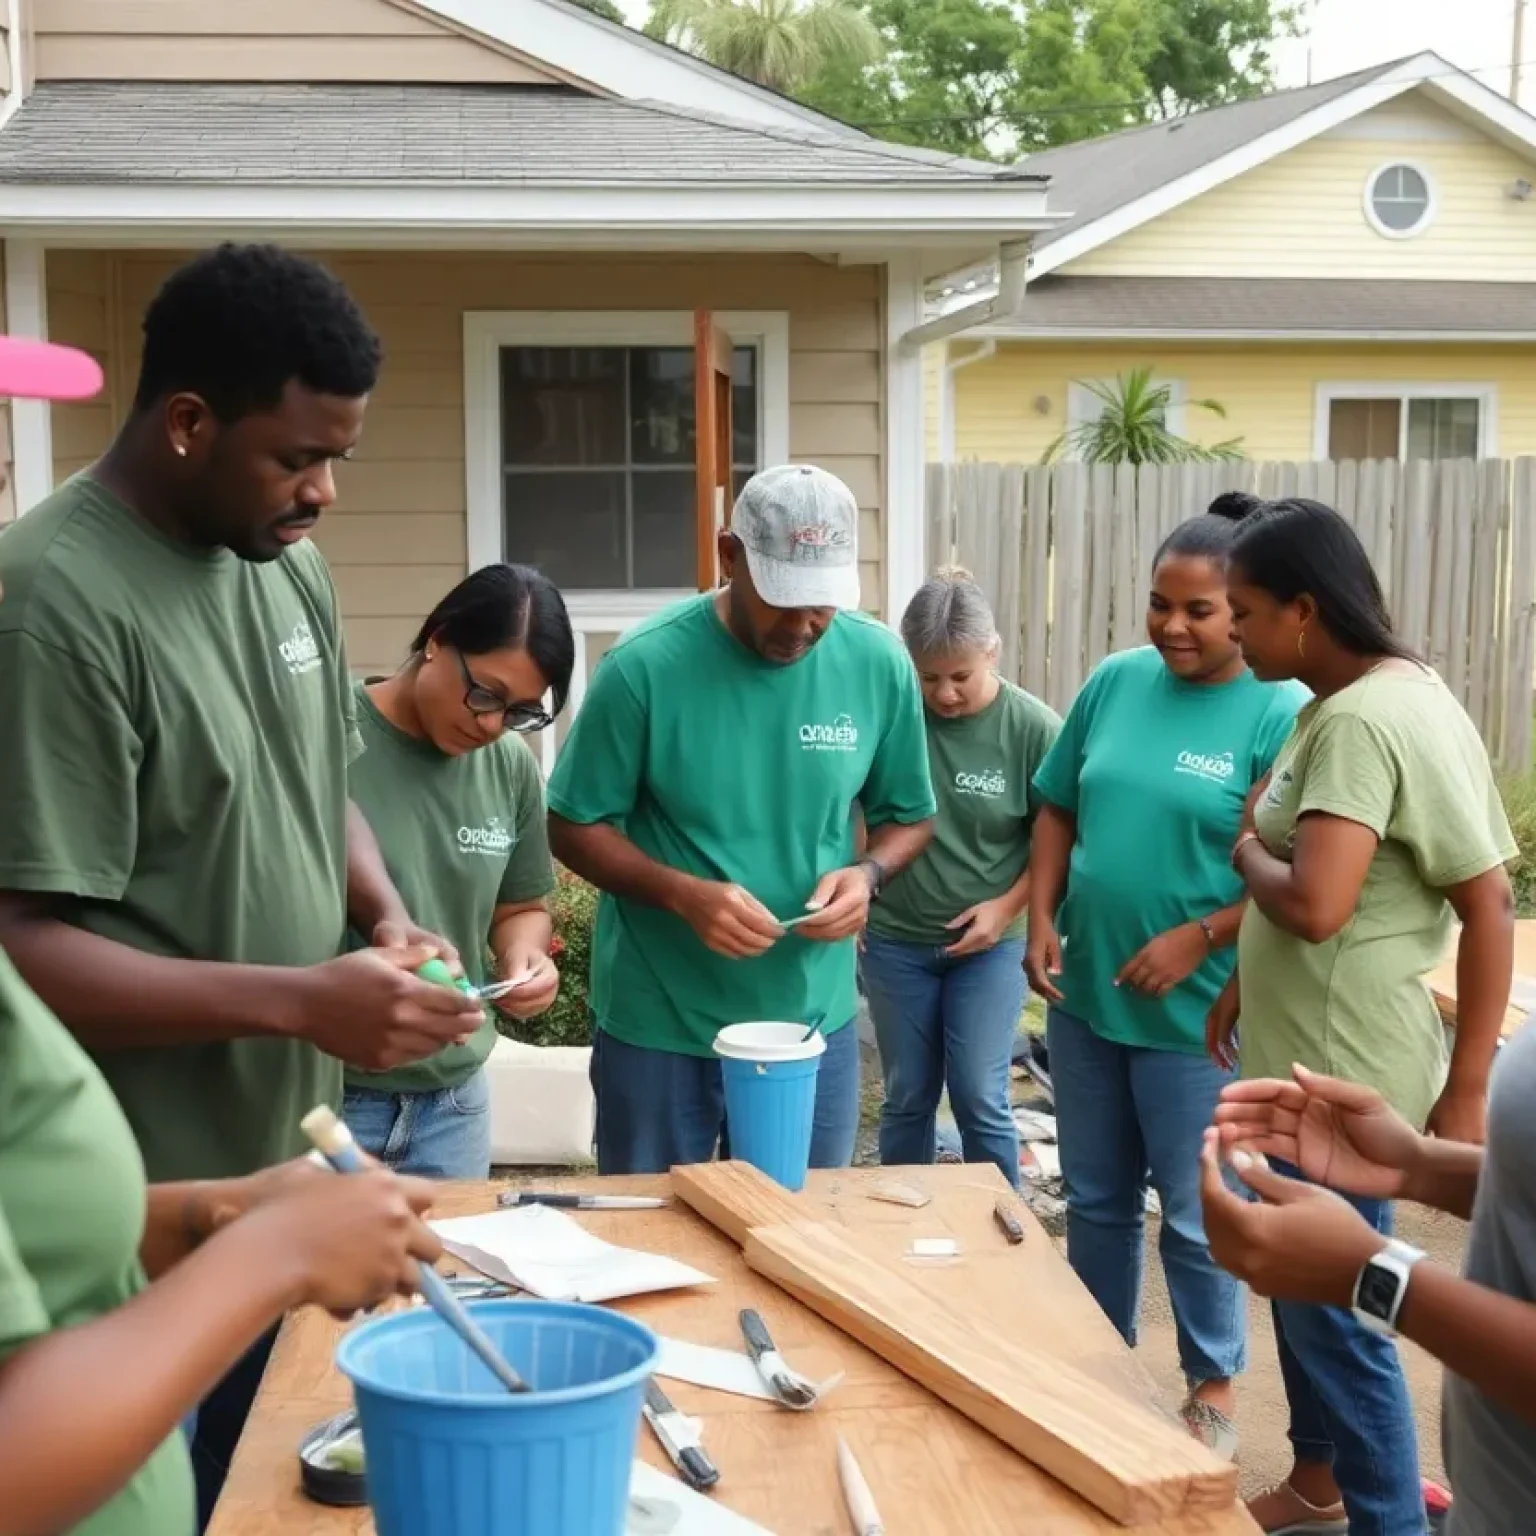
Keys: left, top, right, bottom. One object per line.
{"left": 1357, "top": 1260, "right": 1400, "bottom": 1320}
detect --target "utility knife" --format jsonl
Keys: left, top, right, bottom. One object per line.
{"left": 642, "top": 1378, "right": 720, "bottom": 1492}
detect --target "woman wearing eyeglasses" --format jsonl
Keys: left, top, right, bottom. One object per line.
{"left": 341, "top": 563, "right": 576, "bottom": 1178}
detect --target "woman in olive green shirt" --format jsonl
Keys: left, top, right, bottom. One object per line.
{"left": 0, "top": 947, "right": 442, "bottom": 1536}
{"left": 1221, "top": 495, "right": 1514, "bottom": 1536}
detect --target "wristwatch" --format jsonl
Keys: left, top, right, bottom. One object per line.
{"left": 858, "top": 857, "right": 887, "bottom": 900}
{"left": 1352, "top": 1238, "right": 1426, "bottom": 1337}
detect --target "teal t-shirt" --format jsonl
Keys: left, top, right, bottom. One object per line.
{"left": 343, "top": 682, "right": 555, "bottom": 1095}
{"left": 1032, "top": 647, "right": 1306, "bottom": 1054}
{"left": 546, "top": 594, "right": 936, "bottom": 1057}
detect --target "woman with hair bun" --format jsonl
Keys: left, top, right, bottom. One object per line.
{"left": 863, "top": 568, "right": 1061, "bottom": 1188}
{"left": 1027, "top": 492, "right": 1307, "bottom": 1459}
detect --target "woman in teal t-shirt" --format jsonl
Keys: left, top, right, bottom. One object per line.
{"left": 863, "top": 569, "right": 1061, "bottom": 1188}
{"left": 343, "top": 564, "right": 575, "bottom": 1179}
{"left": 1026, "top": 493, "right": 1305, "bottom": 1461}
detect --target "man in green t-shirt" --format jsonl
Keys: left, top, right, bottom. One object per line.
{"left": 0, "top": 244, "right": 481, "bottom": 1526}
{"left": 548, "top": 465, "right": 936, "bottom": 1174}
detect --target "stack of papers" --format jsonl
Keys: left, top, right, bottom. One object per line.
{"left": 432, "top": 1204, "right": 715, "bottom": 1303}
{"left": 630, "top": 1461, "right": 775, "bottom": 1534}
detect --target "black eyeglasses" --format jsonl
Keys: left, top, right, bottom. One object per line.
{"left": 455, "top": 650, "right": 554, "bottom": 735}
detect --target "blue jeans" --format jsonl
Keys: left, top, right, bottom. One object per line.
{"left": 342, "top": 1069, "right": 492, "bottom": 1180}
{"left": 1047, "top": 1007, "right": 1245, "bottom": 1384}
{"left": 1270, "top": 1158, "right": 1423, "bottom": 1536}
{"left": 861, "top": 932, "right": 1025, "bottom": 1189}
{"left": 187, "top": 1326, "right": 277, "bottom": 1531}
{"left": 590, "top": 1020, "right": 860, "bottom": 1175}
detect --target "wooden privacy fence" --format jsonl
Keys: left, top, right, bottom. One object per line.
{"left": 925, "top": 457, "right": 1536, "bottom": 773}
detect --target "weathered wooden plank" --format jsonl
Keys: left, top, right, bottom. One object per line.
{"left": 1444, "top": 460, "right": 1477, "bottom": 702}
{"left": 925, "top": 462, "right": 951, "bottom": 574}
{"left": 997, "top": 466, "right": 1026, "bottom": 683}
{"left": 1022, "top": 466, "right": 1052, "bottom": 698}
{"left": 1111, "top": 461, "right": 1140, "bottom": 654}
{"left": 744, "top": 1220, "right": 1240, "bottom": 1528}
{"left": 1133, "top": 462, "right": 1161, "bottom": 626}
{"left": 1373, "top": 459, "right": 1400, "bottom": 613}
{"left": 1506, "top": 458, "right": 1536, "bottom": 774}
{"left": 1398, "top": 459, "right": 1435, "bottom": 656}
{"left": 1085, "top": 463, "right": 1114, "bottom": 674}
{"left": 1467, "top": 460, "right": 1504, "bottom": 737}
{"left": 1051, "top": 463, "right": 1089, "bottom": 710}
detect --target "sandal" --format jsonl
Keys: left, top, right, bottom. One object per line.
{"left": 1179, "top": 1395, "right": 1239, "bottom": 1462}
{"left": 1245, "top": 1481, "right": 1348, "bottom": 1535}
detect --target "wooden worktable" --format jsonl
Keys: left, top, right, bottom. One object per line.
{"left": 208, "top": 1165, "right": 1257, "bottom": 1535}
{"left": 1427, "top": 916, "right": 1536, "bottom": 1037}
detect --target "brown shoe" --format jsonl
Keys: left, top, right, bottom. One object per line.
{"left": 1246, "top": 1481, "right": 1349, "bottom": 1535}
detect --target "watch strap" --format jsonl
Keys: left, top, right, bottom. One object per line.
{"left": 1352, "top": 1238, "right": 1425, "bottom": 1336}
{"left": 859, "top": 857, "right": 886, "bottom": 899}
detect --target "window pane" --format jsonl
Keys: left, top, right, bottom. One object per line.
{"left": 631, "top": 470, "right": 696, "bottom": 587}
{"left": 732, "top": 348, "right": 758, "bottom": 467}
{"left": 1328, "top": 398, "right": 1401, "bottom": 460}
{"left": 504, "top": 470, "right": 627, "bottom": 588}
{"left": 501, "top": 348, "right": 625, "bottom": 466}
{"left": 1407, "top": 398, "right": 1479, "bottom": 460}
{"left": 1371, "top": 165, "right": 1430, "bottom": 231}
{"left": 629, "top": 345, "right": 759, "bottom": 467}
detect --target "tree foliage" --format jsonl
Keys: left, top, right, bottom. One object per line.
{"left": 1043, "top": 369, "right": 1245, "bottom": 465}
{"left": 794, "top": 0, "right": 1301, "bottom": 158}
{"left": 646, "top": 0, "right": 883, "bottom": 95}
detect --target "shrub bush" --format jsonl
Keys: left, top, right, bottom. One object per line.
{"left": 495, "top": 867, "right": 599, "bottom": 1048}
{"left": 1501, "top": 774, "right": 1536, "bottom": 918}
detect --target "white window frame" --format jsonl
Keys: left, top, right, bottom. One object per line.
{"left": 1064, "top": 375, "right": 1188, "bottom": 460}
{"left": 462, "top": 309, "right": 790, "bottom": 621}
{"left": 1363, "top": 160, "right": 1437, "bottom": 240}
{"left": 1312, "top": 381, "right": 1498, "bottom": 461}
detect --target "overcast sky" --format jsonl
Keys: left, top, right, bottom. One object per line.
{"left": 614, "top": 0, "right": 1531, "bottom": 109}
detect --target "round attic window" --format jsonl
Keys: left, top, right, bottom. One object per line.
{"left": 1365, "top": 162, "right": 1434, "bottom": 238}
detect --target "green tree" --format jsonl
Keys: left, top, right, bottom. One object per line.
{"left": 1043, "top": 369, "right": 1244, "bottom": 465}
{"left": 645, "top": 0, "right": 883, "bottom": 95}
{"left": 569, "top": 0, "right": 628, "bottom": 20}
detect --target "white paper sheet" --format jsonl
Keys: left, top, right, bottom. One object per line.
{"left": 629, "top": 1460, "right": 776, "bottom": 1535}
{"left": 654, "top": 1337, "right": 777, "bottom": 1402}
{"left": 432, "top": 1205, "right": 714, "bottom": 1303}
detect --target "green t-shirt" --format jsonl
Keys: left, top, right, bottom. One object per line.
{"left": 344, "top": 682, "right": 555, "bottom": 1094}
{"left": 546, "top": 594, "right": 936, "bottom": 1057}
{"left": 0, "top": 477, "right": 360, "bottom": 1182}
{"left": 0, "top": 948, "right": 195, "bottom": 1536}
{"left": 1238, "top": 663, "right": 1517, "bottom": 1128}
{"left": 1033, "top": 646, "right": 1306, "bottom": 1054}
{"left": 870, "top": 680, "right": 1062, "bottom": 946}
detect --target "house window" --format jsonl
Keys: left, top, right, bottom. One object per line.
{"left": 464, "top": 312, "right": 790, "bottom": 593}
{"left": 1321, "top": 388, "right": 1490, "bottom": 461}
{"left": 499, "top": 345, "right": 758, "bottom": 590}
{"left": 1365, "top": 163, "right": 1434, "bottom": 238}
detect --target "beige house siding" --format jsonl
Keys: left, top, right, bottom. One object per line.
{"left": 53, "top": 250, "right": 884, "bottom": 671}
{"left": 32, "top": 0, "right": 570, "bottom": 85}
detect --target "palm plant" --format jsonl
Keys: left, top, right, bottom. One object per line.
{"left": 645, "top": 0, "right": 883, "bottom": 94}
{"left": 1043, "top": 368, "right": 1244, "bottom": 466}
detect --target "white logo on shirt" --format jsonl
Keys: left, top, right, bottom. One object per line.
{"left": 1176, "top": 749, "right": 1235, "bottom": 784}
{"left": 458, "top": 816, "right": 513, "bottom": 857}
{"left": 799, "top": 713, "right": 859, "bottom": 752}
{"left": 954, "top": 768, "right": 1006, "bottom": 797}
{"left": 278, "top": 618, "right": 321, "bottom": 677}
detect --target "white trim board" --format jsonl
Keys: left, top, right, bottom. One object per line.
{"left": 969, "top": 327, "right": 1536, "bottom": 344}
{"left": 461, "top": 308, "right": 790, "bottom": 575}
{"left": 884, "top": 252, "right": 926, "bottom": 624}
{"left": 1311, "top": 381, "right": 1499, "bottom": 459}
{"left": 1030, "top": 52, "right": 1536, "bottom": 280}
{"left": 417, "top": 0, "right": 864, "bottom": 138}
{"left": 4, "top": 240, "right": 51, "bottom": 513}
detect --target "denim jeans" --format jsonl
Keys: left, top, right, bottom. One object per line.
{"left": 590, "top": 1018, "right": 860, "bottom": 1175}
{"left": 861, "top": 932, "right": 1025, "bottom": 1189}
{"left": 342, "top": 1069, "right": 492, "bottom": 1180}
{"left": 1270, "top": 1158, "right": 1424, "bottom": 1536}
{"left": 187, "top": 1326, "right": 278, "bottom": 1531}
{"left": 1047, "top": 1007, "right": 1245, "bottom": 1384}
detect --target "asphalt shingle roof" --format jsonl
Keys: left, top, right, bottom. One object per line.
{"left": 0, "top": 81, "right": 1037, "bottom": 186}
{"left": 984, "top": 275, "right": 1536, "bottom": 335}
{"left": 1019, "top": 61, "right": 1404, "bottom": 249}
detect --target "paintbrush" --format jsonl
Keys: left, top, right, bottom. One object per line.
{"left": 300, "top": 1106, "right": 531, "bottom": 1395}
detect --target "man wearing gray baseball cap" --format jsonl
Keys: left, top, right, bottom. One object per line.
{"left": 548, "top": 464, "right": 936, "bottom": 1173}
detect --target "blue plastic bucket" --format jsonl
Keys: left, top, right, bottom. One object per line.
{"left": 335, "top": 1299, "right": 657, "bottom": 1536}
{"left": 715, "top": 1021, "right": 827, "bottom": 1192}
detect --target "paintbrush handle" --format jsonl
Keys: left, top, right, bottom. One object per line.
{"left": 836, "top": 1435, "right": 885, "bottom": 1535}
{"left": 299, "top": 1107, "right": 531, "bottom": 1394}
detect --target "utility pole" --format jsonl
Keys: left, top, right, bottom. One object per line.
{"left": 1516, "top": 0, "right": 1528, "bottom": 106}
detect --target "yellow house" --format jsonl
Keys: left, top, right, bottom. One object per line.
{"left": 0, "top": 0, "right": 1053, "bottom": 765}
{"left": 927, "top": 53, "right": 1536, "bottom": 467}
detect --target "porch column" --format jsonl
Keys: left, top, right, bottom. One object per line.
{"left": 4, "top": 239, "right": 52, "bottom": 513}
{"left": 884, "top": 251, "right": 926, "bottom": 625}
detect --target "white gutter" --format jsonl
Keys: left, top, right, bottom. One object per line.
{"left": 938, "top": 340, "right": 995, "bottom": 462}
{"left": 901, "top": 237, "right": 1030, "bottom": 349}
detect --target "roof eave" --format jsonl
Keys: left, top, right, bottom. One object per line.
{"left": 965, "top": 325, "right": 1536, "bottom": 343}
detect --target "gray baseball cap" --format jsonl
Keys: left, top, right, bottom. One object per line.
{"left": 730, "top": 464, "right": 861, "bottom": 611}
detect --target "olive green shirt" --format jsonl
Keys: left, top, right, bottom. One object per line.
{"left": 0, "top": 477, "right": 360, "bottom": 1182}
{"left": 0, "top": 948, "right": 195, "bottom": 1536}
{"left": 871, "top": 681, "right": 1061, "bottom": 946}
{"left": 344, "top": 682, "right": 555, "bottom": 1094}
{"left": 1238, "top": 664, "right": 1516, "bottom": 1128}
